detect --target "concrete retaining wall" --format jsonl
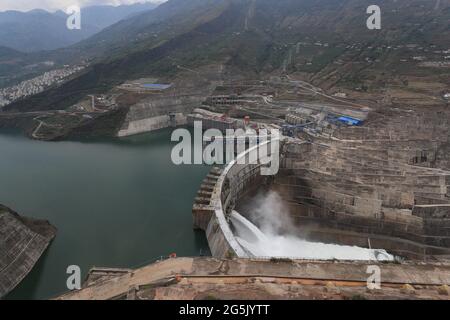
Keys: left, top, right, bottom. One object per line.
{"left": 117, "top": 92, "right": 205, "bottom": 137}
{"left": 117, "top": 113, "right": 186, "bottom": 137}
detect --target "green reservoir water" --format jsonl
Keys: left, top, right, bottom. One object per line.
{"left": 0, "top": 129, "right": 211, "bottom": 300}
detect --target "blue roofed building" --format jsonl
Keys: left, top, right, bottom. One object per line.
{"left": 337, "top": 116, "right": 363, "bottom": 126}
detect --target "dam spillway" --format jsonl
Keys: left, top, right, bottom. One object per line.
{"left": 192, "top": 135, "right": 450, "bottom": 262}
{"left": 230, "top": 211, "right": 394, "bottom": 261}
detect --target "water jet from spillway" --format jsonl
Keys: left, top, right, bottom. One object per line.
{"left": 230, "top": 211, "right": 394, "bottom": 261}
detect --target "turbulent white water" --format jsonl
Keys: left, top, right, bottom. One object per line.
{"left": 230, "top": 211, "right": 393, "bottom": 261}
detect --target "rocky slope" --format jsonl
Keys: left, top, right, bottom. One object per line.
{"left": 0, "top": 205, "right": 56, "bottom": 298}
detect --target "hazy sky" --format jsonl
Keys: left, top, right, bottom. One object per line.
{"left": 0, "top": 0, "right": 165, "bottom": 12}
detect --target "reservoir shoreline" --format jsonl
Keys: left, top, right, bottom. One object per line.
{"left": 0, "top": 128, "right": 210, "bottom": 299}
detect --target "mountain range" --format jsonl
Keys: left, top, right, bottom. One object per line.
{"left": 0, "top": 2, "right": 159, "bottom": 52}
{"left": 3, "top": 0, "right": 450, "bottom": 112}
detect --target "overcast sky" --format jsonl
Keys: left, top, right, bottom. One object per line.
{"left": 0, "top": 0, "right": 165, "bottom": 12}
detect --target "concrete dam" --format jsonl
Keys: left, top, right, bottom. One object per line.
{"left": 56, "top": 123, "right": 450, "bottom": 299}
{"left": 193, "top": 136, "right": 450, "bottom": 262}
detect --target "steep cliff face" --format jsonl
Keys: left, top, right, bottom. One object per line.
{"left": 0, "top": 205, "right": 56, "bottom": 298}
